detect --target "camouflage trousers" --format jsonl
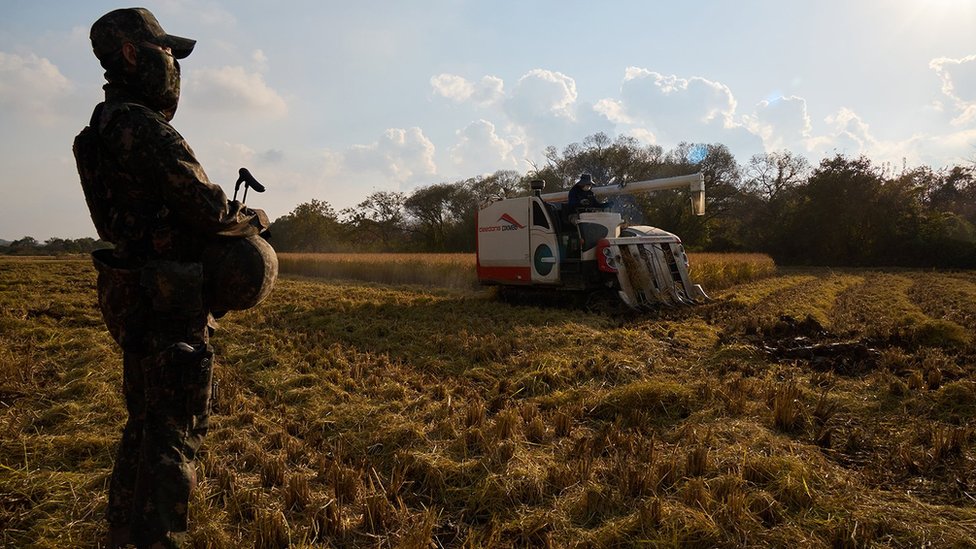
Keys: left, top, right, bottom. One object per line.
{"left": 95, "top": 251, "right": 215, "bottom": 548}
{"left": 107, "top": 340, "right": 213, "bottom": 548}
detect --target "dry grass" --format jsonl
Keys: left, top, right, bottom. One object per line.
{"left": 832, "top": 272, "right": 972, "bottom": 347}
{"left": 2, "top": 258, "right": 975, "bottom": 547}
{"left": 718, "top": 273, "right": 818, "bottom": 308}
{"left": 278, "top": 251, "right": 775, "bottom": 292}
{"left": 746, "top": 272, "right": 864, "bottom": 329}
{"left": 687, "top": 252, "right": 777, "bottom": 290}
{"left": 278, "top": 253, "right": 477, "bottom": 289}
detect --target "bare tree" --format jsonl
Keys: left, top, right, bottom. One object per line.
{"left": 466, "top": 170, "right": 524, "bottom": 203}
{"left": 743, "top": 150, "right": 810, "bottom": 201}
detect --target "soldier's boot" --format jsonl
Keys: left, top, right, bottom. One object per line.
{"left": 103, "top": 524, "right": 132, "bottom": 548}
{"left": 132, "top": 342, "right": 214, "bottom": 549}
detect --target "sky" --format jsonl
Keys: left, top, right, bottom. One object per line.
{"left": 2, "top": 0, "right": 975, "bottom": 241}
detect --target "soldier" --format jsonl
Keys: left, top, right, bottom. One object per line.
{"left": 73, "top": 8, "right": 275, "bottom": 548}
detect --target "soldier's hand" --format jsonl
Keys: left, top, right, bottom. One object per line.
{"left": 248, "top": 208, "right": 270, "bottom": 231}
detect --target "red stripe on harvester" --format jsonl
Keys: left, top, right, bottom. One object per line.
{"left": 477, "top": 265, "right": 532, "bottom": 283}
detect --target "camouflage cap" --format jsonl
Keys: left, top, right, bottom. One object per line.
{"left": 90, "top": 8, "right": 195, "bottom": 61}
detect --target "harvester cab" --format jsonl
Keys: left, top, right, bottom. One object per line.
{"left": 476, "top": 173, "right": 709, "bottom": 310}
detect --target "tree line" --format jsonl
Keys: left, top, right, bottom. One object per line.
{"left": 0, "top": 236, "right": 108, "bottom": 255}
{"left": 7, "top": 132, "right": 974, "bottom": 267}
{"left": 270, "top": 133, "right": 976, "bottom": 267}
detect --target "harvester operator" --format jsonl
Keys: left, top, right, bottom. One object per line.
{"left": 567, "top": 173, "right": 609, "bottom": 215}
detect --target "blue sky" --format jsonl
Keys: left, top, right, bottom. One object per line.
{"left": 2, "top": 0, "right": 975, "bottom": 240}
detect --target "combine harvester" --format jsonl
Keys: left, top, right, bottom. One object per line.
{"left": 476, "top": 174, "right": 709, "bottom": 310}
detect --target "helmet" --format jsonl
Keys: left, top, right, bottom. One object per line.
{"left": 203, "top": 234, "right": 278, "bottom": 311}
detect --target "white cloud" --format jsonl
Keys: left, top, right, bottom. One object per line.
{"left": 804, "top": 108, "right": 974, "bottom": 168}
{"left": 214, "top": 141, "right": 282, "bottom": 165}
{"left": 449, "top": 119, "right": 521, "bottom": 173}
{"left": 431, "top": 73, "right": 504, "bottom": 106}
{"left": 426, "top": 62, "right": 973, "bottom": 179}
{"left": 922, "top": 128, "right": 976, "bottom": 166}
{"left": 773, "top": 56, "right": 976, "bottom": 168}
{"left": 824, "top": 107, "right": 875, "bottom": 152}
{"left": 473, "top": 76, "right": 505, "bottom": 106}
{"left": 506, "top": 69, "right": 578, "bottom": 122}
{"left": 628, "top": 127, "right": 657, "bottom": 145}
{"left": 746, "top": 96, "right": 813, "bottom": 151}
{"left": 432, "top": 67, "right": 765, "bottom": 174}
{"left": 184, "top": 65, "right": 288, "bottom": 117}
{"left": 432, "top": 70, "right": 581, "bottom": 122}
{"left": 431, "top": 74, "right": 473, "bottom": 102}
{"left": 251, "top": 50, "right": 269, "bottom": 73}
{"left": 503, "top": 69, "right": 613, "bottom": 158}
{"left": 221, "top": 142, "right": 256, "bottom": 163}
{"left": 593, "top": 98, "right": 633, "bottom": 124}
{"left": 929, "top": 54, "right": 976, "bottom": 125}
{"left": 341, "top": 127, "right": 438, "bottom": 187}
{"left": 0, "top": 51, "right": 73, "bottom": 123}
{"left": 625, "top": 68, "right": 736, "bottom": 123}
{"left": 604, "top": 67, "right": 763, "bottom": 155}
{"left": 432, "top": 69, "right": 602, "bottom": 169}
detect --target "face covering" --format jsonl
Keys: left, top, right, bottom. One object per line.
{"left": 132, "top": 44, "right": 181, "bottom": 119}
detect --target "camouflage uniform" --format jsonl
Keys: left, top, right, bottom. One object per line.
{"left": 74, "top": 8, "right": 268, "bottom": 548}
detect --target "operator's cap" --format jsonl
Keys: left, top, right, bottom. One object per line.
{"left": 578, "top": 173, "right": 593, "bottom": 186}
{"left": 90, "top": 7, "right": 196, "bottom": 62}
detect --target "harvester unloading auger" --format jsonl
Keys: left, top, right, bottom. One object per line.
{"left": 475, "top": 173, "right": 709, "bottom": 310}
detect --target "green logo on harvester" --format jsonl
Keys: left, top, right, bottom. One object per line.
{"left": 534, "top": 244, "right": 555, "bottom": 276}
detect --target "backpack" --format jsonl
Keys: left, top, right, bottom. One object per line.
{"left": 73, "top": 103, "right": 116, "bottom": 242}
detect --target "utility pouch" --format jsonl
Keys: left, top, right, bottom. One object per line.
{"left": 91, "top": 249, "right": 148, "bottom": 350}
{"left": 141, "top": 260, "right": 204, "bottom": 315}
{"left": 150, "top": 342, "right": 214, "bottom": 432}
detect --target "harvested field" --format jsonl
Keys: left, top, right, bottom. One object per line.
{"left": 1, "top": 257, "right": 975, "bottom": 547}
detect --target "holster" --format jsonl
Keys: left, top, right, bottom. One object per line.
{"left": 149, "top": 342, "right": 214, "bottom": 433}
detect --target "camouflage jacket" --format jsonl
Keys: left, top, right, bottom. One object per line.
{"left": 81, "top": 85, "right": 268, "bottom": 262}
